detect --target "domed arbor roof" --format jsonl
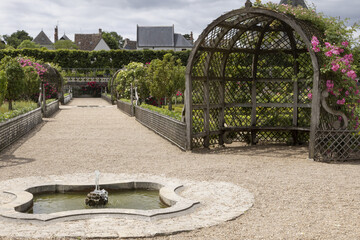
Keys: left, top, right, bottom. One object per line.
{"left": 185, "top": 2, "right": 323, "bottom": 158}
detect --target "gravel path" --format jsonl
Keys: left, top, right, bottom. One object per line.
{"left": 1, "top": 98, "right": 360, "bottom": 239}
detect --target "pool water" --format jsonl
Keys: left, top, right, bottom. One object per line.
{"left": 27, "top": 189, "right": 168, "bottom": 214}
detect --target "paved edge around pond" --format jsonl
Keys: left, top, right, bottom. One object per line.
{"left": 0, "top": 173, "right": 254, "bottom": 238}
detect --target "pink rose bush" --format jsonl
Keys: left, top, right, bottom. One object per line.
{"left": 311, "top": 36, "right": 360, "bottom": 130}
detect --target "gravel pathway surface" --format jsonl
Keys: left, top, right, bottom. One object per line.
{"left": 1, "top": 98, "right": 360, "bottom": 239}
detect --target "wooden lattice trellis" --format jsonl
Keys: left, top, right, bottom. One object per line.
{"left": 185, "top": 3, "right": 360, "bottom": 161}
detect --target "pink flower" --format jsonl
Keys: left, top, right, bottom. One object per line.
{"left": 347, "top": 70, "right": 357, "bottom": 80}
{"left": 325, "top": 42, "right": 332, "bottom": 48}
{"left": 336, "top": 98, "right": 346, "bottom": 105}
{"left": 331, "top": 63, "right": 340, "bottom": 72}
{"left": 341, "top": 41, "right": 349, "bottom": 47}
{"left": 312, "top": 47, "right": 320, "bottom": 52}
{"left": 341, "top": 69, "right": 347, "bottom": 74}
{"left": 345, "top": 91, "right": 350, "bottom": 96}
{"left": 311, "top": 36, "right": 319, "bottom": 48}
{"left": 326, "top": 80, "right": 334, "bottom": 91}
{"left": 325, "top": 51, "right": 332, "bottom": 57}
{"left": 307, "top": 93, "right": 313, "bottom": 100}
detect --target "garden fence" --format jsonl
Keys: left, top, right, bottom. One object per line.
{"left": 0, "top": 108, "right": 42, "bottom": 152}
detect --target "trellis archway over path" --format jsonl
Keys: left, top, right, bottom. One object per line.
{"left": 185, "top": 2, "right": 323, "bottom": 158}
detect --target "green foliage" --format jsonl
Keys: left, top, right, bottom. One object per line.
{"left": 139, "top": 103, "right": 182, "bottom": 121}
{"left": 3, "top": 30, "right": 33, "bottom": 49}
{"left": 23, "top": 66, "right": 40, "bottom": 100}
{"left": 115, "top": 62, "right": 147, "bottom": 99}
{"left": 0, "top": 70, "right": 7, "bottom": 105}
{"left": 147, "top": 53, "right": 185, "bottom": 109}
{"left": 0, "top": 57, "right": 25, "bottom": 110}
{"left": 54, "top": 40, "right": 78, "bottom": 50}
{"left": 0, "top": 49, "right": 190, "bottom": 69}
{"left": 18, "top": 40, "right": 41, "bottom": 49}
{"left": 0, "top": 101, "right": 38, "bottom": 123}
{"left": 102, "top": 31, "right": 124, "bottom": 49}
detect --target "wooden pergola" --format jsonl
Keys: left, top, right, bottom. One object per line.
{"left": 185, "top": 1, "right": 360, "bottom": 161}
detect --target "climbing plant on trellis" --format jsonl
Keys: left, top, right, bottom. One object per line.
{"left": 185, "top": 1, "right": 360, "bottom": 162}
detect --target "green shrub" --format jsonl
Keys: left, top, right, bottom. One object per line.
{"left": 140, "top": 103, "right": 182, "bottom": 121}
{"left": 0, "top": 101, "right": 38, "bottom": 123}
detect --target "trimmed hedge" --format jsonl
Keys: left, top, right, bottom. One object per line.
{"left": 0, "top": 49, "right": 191, "bottom": 69}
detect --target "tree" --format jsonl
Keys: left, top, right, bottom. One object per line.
{"left": 3, "top": 30, "right": 33, "bottom": 49}
{"left": 147, "top": 53, "right": 185, "bottom": 110}
{"left": 54, "top": 40, "right": 78, "bottom": 50}
{"left": 23, "top": 66, "right": 40, "bottom": 100}
{"left": 0, "top": 70, "right": 7, "bottom": 105}
{"left": 18, "top": 40, "right": 41, "bottom": 49}
{"left": 102, "top": 31, "right": 124, "bottom": 49}
{"left": 0, "top": 57, "right": 25, "bottom": 110}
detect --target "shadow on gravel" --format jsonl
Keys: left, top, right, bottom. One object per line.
{"left": 0, "top": 155, "right": 35, "bottom": 168}
{"left": 192, "top": 144, "right": 309, "bottom": 159}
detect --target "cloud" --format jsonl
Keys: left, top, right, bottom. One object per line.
{"left": 0, "top": 0, "right": 359, "bottom": 43}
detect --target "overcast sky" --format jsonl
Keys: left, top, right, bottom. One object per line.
{"left": 0, "top": 0, "right": 359, "bottom": 43}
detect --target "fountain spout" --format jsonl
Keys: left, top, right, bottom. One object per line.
{"left": 85, "top": 170, "right": 108, "bottom": 206}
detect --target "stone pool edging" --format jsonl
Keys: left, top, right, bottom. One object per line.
{"left": 0, "top": 173, "right": 254, "bottom": 238}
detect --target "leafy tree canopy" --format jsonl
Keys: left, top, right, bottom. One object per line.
{"left": 102, "top": 31, "right": 124, "bottom": 49}
{"left": 18, "top": 40, "right": 41, "bottom": 49}
{"left": 3, "top": 30, "right": 33, "bottom": 49}
{"left": 54, "top": 40, "right": 78, "bottom": 50}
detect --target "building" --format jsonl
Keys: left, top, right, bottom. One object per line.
{"left": 74, "top": 29, "right": 111, "bottom": 51}
{"left": 33, "top": 30, "right": 54, "bottom": 49}
{"left": 136, "top": 25, "right": 193, "bottom": 51}
{"left": 123, "top": 38, "right": 137, "bottom": 50}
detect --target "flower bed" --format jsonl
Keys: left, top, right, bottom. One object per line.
{"left": 101, "top": 93, "right": 112, "bottom": 104}
{"left": 116, "top": 99, "right": 133, "bottom": 116}
{"left": 63, "top": 93, "right": 72, "bottom": 105}
{"left": 0, "top": 107, "right": 42, "bottom": 152}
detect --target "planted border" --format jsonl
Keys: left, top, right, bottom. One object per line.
{"left": 134, "top": 105, "right": 186, "bottom": 150}
{"left": 101, "top": 93, "right": 112, "bottom": 104}
{"left": 44, "top": 100, "right": 59, "bottom": 118}
{"left": 0, "top": 108, "right": 42, "bottom": 152}
{"left": 63, "top": 93, "right": 73, "bottom": 105}
{"left": 117, "top": 99, "right": 133, "bottom": 117}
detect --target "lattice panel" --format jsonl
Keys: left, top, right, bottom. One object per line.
{"left": 224, "top": 107, "right": 251, "bottom": 127}
{"left": 293, "top": 32, "right": 307, "bottom": 49}
{"left": 234, "top": 30, "right": 261, "bottom": 49}
{"left": 256, "top": 53, "right": 295, "bottom": 79}
{"left": 202, "top": 26, "right": 224, "bottom": 47}
{"left": 298, "top": 80, "right": 313, "bottom": 104}
{"left": 192, "top": 109, "right": 204, "bottom": 134}
{"left": 192, "top": 137, "right": 204, "bottom": 148}
{"left": 225, "top": 80, "right": 252, "bottom": 103}
{"left": 192, "top": 80, "right": 204, "bottom": 104}
{"left": 209, "top": 81, "right": 221, "bottom": 104}
{"left": 209, "top": 134, "right": 220, "bottom": 145}
{"left": 315, "top": 130, "right": 360, "bottom": 161}
{"left": 256, "top": 81, "right": 293, "bottom": 103}
{"left": 191, "top": 51, "right": 208, "bottom": 77}
{"left": 298, "top": 107, "right": 311, "bottom": 127}
{"left": 209, "top": 108, "right": 221, "bottom": 131}
{"left": 261, "top": 31, "right": 292, "bottom": 50}
{"left": 297, "top": 53, "right": 313, "bottom": 78}
{"left": 297, "top": 131, "right": 310, "bottom": 144}
{"left": 225, "top": 52, "right": 253, "bottom": 78}
{"left": 256, "top": 107, "right": 293, "bottom": 127}
{"left": 225, "top": 131, "right": 250, "bottom": 143}
{"left": 257, "top": 131, "right": 292, "bottom": 143}
{"left": 219, "top": 28, "right": 240, "bottom": 49}
{"left": 209, "top": 52, "right": 224, "bottom": 77}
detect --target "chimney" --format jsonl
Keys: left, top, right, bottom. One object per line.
{"left": 190, "top": 31, "right": 194, "bottom": 44}
{"left": 99, "top": 28, "right": 102, "bottom": 36}
{"left": 54, "top": 25, "right": 59, "bottom": 42}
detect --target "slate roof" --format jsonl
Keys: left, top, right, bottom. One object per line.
{"left": 137, "top": 25, "right": 193, "bottom": 48}
{"left": 174, "top": 34, "right": 193, "bottom": 48}
{"left": 123, "top": 38, "right": 137, "bottom": 50}
{"left": 60, "top": 34, "right": 71, "bottom": 41}
{"left": 33, "top": 30, "right": 53, "bottom": 46}
{"left": 279, "top": 0, "right": 307, "bottom": 8}
{"left": 74, "top": 33, "right": 102, "bottom": 51}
